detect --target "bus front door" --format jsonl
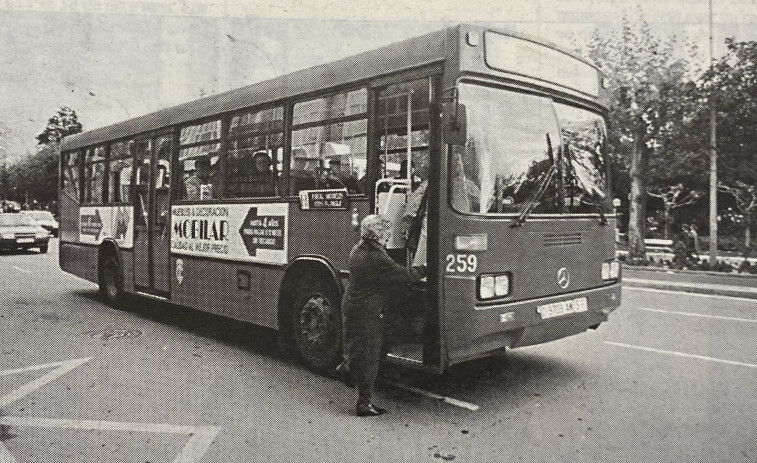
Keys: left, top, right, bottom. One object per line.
{"left": 133, "top": 135, "right": 173, "bottom": 295}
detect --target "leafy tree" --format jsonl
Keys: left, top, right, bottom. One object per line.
{"left": 647, "top": 184, "right": 701, "bottom": 239}
{"left": 579, "top": 11, "right": 703, "bottom": 262}
{"left": 704, "top": 39, "right": 757, "bottom": 248}
{"left": 36, "top": 106, "right": 82, "bottom": 145}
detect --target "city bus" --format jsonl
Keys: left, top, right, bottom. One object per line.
{"left": 59, "top": 24, "right": 621, "bottom": 374}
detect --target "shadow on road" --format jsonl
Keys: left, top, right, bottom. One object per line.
{"left": 382, "top": 349, "right": 590, "bottom": 410}
{"left": 73, "top": 290, "right": 282, "bottom": 359}
{"left": 73, "top": 289, "right": 590, "bottom": 411}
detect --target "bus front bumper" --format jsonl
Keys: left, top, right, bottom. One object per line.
{"left": 445, "top": 282, "right": 621, "bottom": 365}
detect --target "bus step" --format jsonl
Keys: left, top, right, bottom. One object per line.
{"left": 386, "top": 343, "right": 423, "bottom": 364}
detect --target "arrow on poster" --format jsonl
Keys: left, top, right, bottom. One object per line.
{"left": 239, "top": 207, "right": 285, "bottom": 256}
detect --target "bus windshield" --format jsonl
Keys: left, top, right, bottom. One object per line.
{"left": 450, "top": 83, "right": 608, "bottom": 215}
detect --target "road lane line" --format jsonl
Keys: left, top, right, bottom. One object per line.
{"left": 0, "top": 442, "right": 18, "bottom": 463}
{"left": 638, "top": 307, "right": 757, "bottom": 323}
{"left": 625, "top": 286, "right": 757, "bottom": 303}
{"left": 605, "top": 341, "right": 757, "bottom": 369}
{"left": 383, "top": 380, "right": 479, "bottom": 411}
{"left": 0, "top": 358, "right": 91, "bottom": 407}
{"left": 0, "top": 417, "right": 221, "bottom": 463}
{"left": 173, "top": 427, "right": 223, "bottom": 463}
{"left": 10, "top": 266, "right": 30, "bottom": 274}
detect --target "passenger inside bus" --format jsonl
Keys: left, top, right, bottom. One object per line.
{"left": 250, "top": 151, "right": 276, "bottom": 197}
{"left": 289, "top": 148, "right": 318, "bottom": 193}
{"left": 184, "top": 157, "right": 216, "bottom": 200}
{"left": 325, "top": 159, "right": 361, "bottom": 193}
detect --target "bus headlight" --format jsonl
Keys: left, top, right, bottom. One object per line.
{"left": 478, "top": 273, "right": 511, "bottom": 300}
{"left": 602, "top": 260, "right": 620, "bottom": 280}
{"left": 455, "top": 234, "right": 488, "bottom": 251}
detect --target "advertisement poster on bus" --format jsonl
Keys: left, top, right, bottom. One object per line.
{"left": 79, "top": 206, "right": 134, "bottom": 248}
{"left": 170, "top": 203, "right": 288, "bottom": 265}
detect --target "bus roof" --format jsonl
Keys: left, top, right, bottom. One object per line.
{"left": 61, "top": 24, "right": 600, "bottom": 152}
{"left": 62, "top": 26, "right": 452, "bottom": 151}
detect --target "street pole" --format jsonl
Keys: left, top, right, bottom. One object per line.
{"left": 708, "top": 0, "right": 718, "bottom": 263}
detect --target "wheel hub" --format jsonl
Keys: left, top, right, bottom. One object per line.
{"left": 299, "top": 295, "right": 331, "bottom": 344}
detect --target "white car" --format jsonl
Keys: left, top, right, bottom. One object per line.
{"left": 0, "top": 213, "right": 51, "bottom": 253}
{"left": 24, "top": 210, "right": 59, "bottom": 237}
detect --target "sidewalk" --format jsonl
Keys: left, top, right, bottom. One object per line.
{"left": 623, "top": 266, "right": 757, "bottom": 300}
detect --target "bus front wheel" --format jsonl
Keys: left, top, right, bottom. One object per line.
{"left": 99, "top": 255, "right": 124, "bottom": 306}
{"left": 291, "top": 276, "right": 342, "bottom": 373}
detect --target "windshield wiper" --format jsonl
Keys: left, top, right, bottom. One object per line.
{"left": 510, "top": 163, "right": 557, "bottom": 228}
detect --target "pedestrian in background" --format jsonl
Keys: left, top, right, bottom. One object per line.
{"left": 338, "top": 214, "right": 426, "bottom": 416}
{"left": 689, "top": 224, "right": 701, "bottom": 257}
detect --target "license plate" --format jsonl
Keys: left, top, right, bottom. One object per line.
{"left": 537, "top": 297, "right": 588, "bottom": 319}
{"left": 16, "top": 238, "right": 34, "bottom": 243}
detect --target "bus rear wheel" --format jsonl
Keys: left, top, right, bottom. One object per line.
{"left": 291, "top": 276, "right": 342, "bottom": 373}
{"left": 99, "top": 255, "right": 124, "bottom": 306}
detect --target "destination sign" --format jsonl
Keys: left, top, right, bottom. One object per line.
{"left": 298, "top": 188, "right": 348, "bottom": 210}
{"left": 484, "top": 31, "right": 599, "bottom": 97}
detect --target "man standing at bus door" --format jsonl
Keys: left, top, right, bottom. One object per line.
{"left": 338, "top": 214, "right": 426, "bottom": 416}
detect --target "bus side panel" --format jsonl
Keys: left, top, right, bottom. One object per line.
{"left": 58, "top": 198, "right": 80, "bottom": 244}
{"left": 59, "top": 243, "right": 135, "bottom": 294}
{"left": 170, "top": 256, "right": 284, "bottom": 328}
{"left": 286, "top": 198, "right": 367, "bottom": 270}
{"left": 59, "top": 242, "right": 98, "bottom": 283}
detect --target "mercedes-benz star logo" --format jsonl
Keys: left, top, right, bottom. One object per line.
{"left": 557, "top": 267, "right": 570, "bottom": 289}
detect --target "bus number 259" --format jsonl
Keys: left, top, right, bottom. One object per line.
{"left": 446, "top": 254, "right": 478, "bottom": 273}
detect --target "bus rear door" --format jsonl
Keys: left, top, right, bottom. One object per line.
{"left": 133, "top": 134, "right": 173, "bottom": 295}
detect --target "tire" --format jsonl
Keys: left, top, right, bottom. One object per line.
{"left": 290, "top": 275, "right": 343, "bottom": 373}
{"left": 39, "top": 244, "right": 48, "bottom": 254}
{"left": 99, "top": 254, "right": 124, "bottom": 306}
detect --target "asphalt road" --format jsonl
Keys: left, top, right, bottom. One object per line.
{"left": 1, "top": 240, "right": 755, "bottom": 462}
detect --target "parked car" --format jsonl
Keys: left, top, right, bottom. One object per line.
{"left": 0, "top": 212, "right": 50, "bottom": 253}
{"left": 23, "top": 210, "right": 59, "bottom": 237}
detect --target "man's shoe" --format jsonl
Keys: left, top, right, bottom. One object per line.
{"left": 356, "top": 403, "right": 387, "bottom": 417}
{"left": 335, "top": 361, "right": 354, "bottom": 388}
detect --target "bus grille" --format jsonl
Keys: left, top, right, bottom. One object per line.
{"left": 543, "top": 232, "right": 582, "bottom": 247}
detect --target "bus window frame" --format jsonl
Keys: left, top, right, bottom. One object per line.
{"left": 62, "top": 149, "right": 83, "bottom": 204}
{"left": 288, "top": 85, "right": 369, "bottom": 198}
{"left": 224, "top": 103, "right": 286, "bottom": 200}
{"left": 81, "top": 145, "right": 108, "bottom": 205}
{"left": 174, "top": 116, "right": 224, "bottom": 202}
{"left": 107, "top": 139, "right": 136, "bottom": 205}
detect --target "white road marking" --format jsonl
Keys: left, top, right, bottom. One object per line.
{"left": 625, "top": 286, "right": 757, "bottom": 303}
{"left": 10, "top": 266, "right": 30, "bottom": 274}
{"left": 0, "top": 358, "right": 221, "bottom": 463}
{"left": 0, "top": 417, "right": 221, "bottom": 463}
{"left": 605, "top": 341, "right": 757, "bottom": 369}
{"left": 0, "top": 442, "right": 18, "bottom": 463}
{"left": 0, "top": 358, "right": 91, "bottom": 407}
{"left": 383, "top": 380, "right": 479, "bottom": 411}
{"left": 638, "top": 307, "right": 757, "bottom": 323}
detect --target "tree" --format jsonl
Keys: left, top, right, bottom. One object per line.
{"left": 718, "top": 182, "right": 756, "bottom": 248}
{"left": 580, "top": 10, "right": 702, "bottom": 262}
{"left": 36, "top": 107, "right": 82, "bottom": 145}
{"left": 647, "top": 184, "right": 701, "bottom": 238}
{"left": 703, "top": 40, "right": 757, "bottom": 249}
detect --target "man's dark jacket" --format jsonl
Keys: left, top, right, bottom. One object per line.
{"left": 342, "top": 239, "right": 425, "bottom": 402}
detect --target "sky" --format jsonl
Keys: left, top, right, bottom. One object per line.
{"left": 1, "top": 0, "right": 756, "bottom": 159}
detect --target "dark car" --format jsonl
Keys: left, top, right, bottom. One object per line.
{"left": 0, "top": 212, "right": 50, "bottom": 253}
{"left": 24, "top": 210, "right": 59, "bottom": 237}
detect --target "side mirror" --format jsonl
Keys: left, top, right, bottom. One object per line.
{"left": 442, "top": 101, "right": 467, "bottom": 146}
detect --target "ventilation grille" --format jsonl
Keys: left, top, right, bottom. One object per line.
{"left": 543, "top": 232, "right": 582, "bottom": 247}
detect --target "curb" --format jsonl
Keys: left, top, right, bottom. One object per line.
{"left": 623, "top": 278, "right": 757, "bottom": 300}
{"left": 623, "top": 264, "right": 757, "bottom": 280}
